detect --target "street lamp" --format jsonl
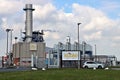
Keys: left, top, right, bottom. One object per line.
{"left": 6, "top": 29, "right": 11, "bottom": 55}
{"left": 77, "top": 23, "right": 81, "bottom": 69}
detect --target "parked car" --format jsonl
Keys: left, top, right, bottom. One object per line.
{"left": 83, "top": 61, "right": 104, "bottom": 69}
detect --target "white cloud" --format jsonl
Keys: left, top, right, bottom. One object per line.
{"left": 84, "top": 31, "right": 102, "bottom": 41}
{"left": 113, "top": 36, "right": 120, "bottom": 41}
{"left": 72, "top": 3, "right": 115, "bottom": 31}
{"left": 44, "top": 31, "right": 60, "bottom": 40}
{"left": 1, "top": 17, "right": 8, "bottom": 30}
{"left": 34, "top": 3, "right": 57, "bottom": 21}
{"left": 84, "top": 16, "right": 115, "bottom": 31}
{"left": 0, "top": 0, "right": 52, "bottom": 15}
{"left": 100, "top": 1, "right": 120, "bottom": 12}
{"left": 0, "top": 0, "right": 23, "bottom": 15}
{"left": 21, "top": 0, "right": 52, "bottom": 5}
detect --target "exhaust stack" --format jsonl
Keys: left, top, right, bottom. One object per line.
{"left": 23, "top": 4, "right": 35, "bottom": 42}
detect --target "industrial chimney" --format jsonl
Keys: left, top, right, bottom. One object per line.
{"left": 23, "top": 4, "right": 35, "bottom": 42}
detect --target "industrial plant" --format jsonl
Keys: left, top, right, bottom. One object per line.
{"left": 0, "top": 4, "right": 119, "bottom": 69}
{"left": 12, "top": 4, "right": 45, "bottom": 68}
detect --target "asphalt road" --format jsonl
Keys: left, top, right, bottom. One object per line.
{"left": 111, "top": 68, "right": 120, "bottom": 70}
{"left": 0, "top": 67, "right": 31, "bottom": 72}
{"left": 0, "top": 67, "right": 120, "bottom": 72}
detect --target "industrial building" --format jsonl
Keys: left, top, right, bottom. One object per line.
{"left": 93, "top": 55, "right": 117, "bottom": 66}
{"left": 11, "top": 4, "right": 93, "bottom": 69}
{"left": 46, "top": 38, "right": 93, "bottom": 68}
{"left": 12, "top": 4, "right": 46, "bottom": 68}
{"left": 0, "top": 4, "right": 118, "bottom": 69}
{"left": 46, "top": 38, "right": 118, "bottom": 68}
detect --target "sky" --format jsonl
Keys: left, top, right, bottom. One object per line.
{"left": 0, "top": 0, "right": 120, "bottom": 60}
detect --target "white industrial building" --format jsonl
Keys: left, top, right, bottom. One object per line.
{"left": 46, "top": 41, "right": 93, "bottom": 68}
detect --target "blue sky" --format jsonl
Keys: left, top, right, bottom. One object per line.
{"left": 0, "top": 0, "right": 120, "bottom": 60}
{"left": 53, "top": 0, "right": 120, "bottom": 19}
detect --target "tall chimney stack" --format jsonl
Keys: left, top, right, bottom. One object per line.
{"left": 23, "top": 4, "right": 35, "bottom": 42}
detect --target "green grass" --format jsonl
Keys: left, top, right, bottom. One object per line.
{"left": 0, "top": 68, "right": 120, "bottom": 80}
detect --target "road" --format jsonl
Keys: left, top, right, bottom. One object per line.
{"left": 111, "top": 68, "right": 120, "bottom": 70}
{"left": 0, "top": 67, "right": 31, "bottom": 72}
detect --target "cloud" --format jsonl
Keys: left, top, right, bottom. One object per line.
{"left": 0, "top": 0, "right": 23, "bottom": 15}
{"left": 83, "top": 31, "right": 102, "bottom": 42}
{"left": 1, "top": 17, "right": 8, "bottom": 30}
{"left": 0, "top": 17, "right": 11, "bottom": 39}
{"left": 21, "top": 0, "right": 52, "bottom": 5}
{"left": 99, "top": 1, "right": 120, "bottom": 18}
{"left": 0, "top": 0, "right": 52, "bottom": 15}
{"left": 100, "top": 1, "right": 120, "bottom": 12}
{"left": 34, "top": 3, "right": 57, "bottom": 22}
{"left": 72, "top": 3, "right": 115, "bottom": 31}
{"left": 83, "top": 16, "right": 115, "bottom": 31}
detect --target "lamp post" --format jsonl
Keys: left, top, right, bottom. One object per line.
{"left": 6, "top": 29, "right": 11, "bottom": 55}
{"left": 77, "top": 23, "right": 81, "bottom": 69}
